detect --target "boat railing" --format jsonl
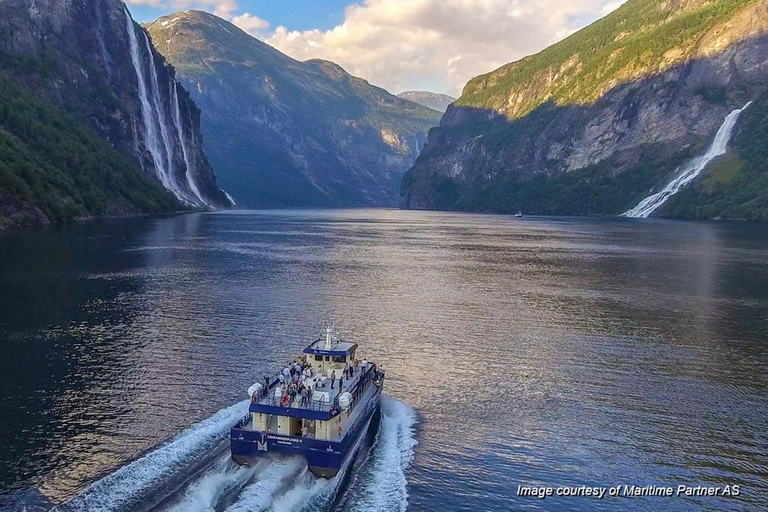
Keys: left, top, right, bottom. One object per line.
{"left": 251, "top": 362, "right": 380, "bottom": 412}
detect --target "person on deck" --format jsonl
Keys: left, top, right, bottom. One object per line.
{"left": 331, "top": 370, "right": 337, "bottom": 389}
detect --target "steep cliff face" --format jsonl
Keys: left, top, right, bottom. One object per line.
{"left": 401, "top": 0, "right": 768, "bottom": 219}
{"left": 0, "top": 0, "right": 229, "bottom": 228}
{"left": 147, "top": 11, "right": 441, "bottom": 207}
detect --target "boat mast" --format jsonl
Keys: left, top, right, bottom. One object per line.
{"left": 324, "top": 321, "right": 335, "bottom": 349}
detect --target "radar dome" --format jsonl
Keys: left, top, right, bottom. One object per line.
{"left": 247, "top": 382, "right": 263, "bottom": 397}
{"left": 339, "top": 392, "right": 353, "bottom": 410}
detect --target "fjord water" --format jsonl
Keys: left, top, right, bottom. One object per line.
{"left": 1, "top": 209, "right": 767, "bottom": 511}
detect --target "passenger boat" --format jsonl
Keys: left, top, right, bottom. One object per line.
{"left": 230, "top": 323, "right": 384, "bottom": 478}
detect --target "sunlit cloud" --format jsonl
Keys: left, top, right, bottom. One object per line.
{"left": 266, "top": 0, "right": 627, "bottom": 95}
{"left": 128, "top": 0, "right": 627, "bottom": 96}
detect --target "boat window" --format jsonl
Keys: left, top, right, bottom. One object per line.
{"left": 332, "top": 356, "right": 346, "bottom": 363}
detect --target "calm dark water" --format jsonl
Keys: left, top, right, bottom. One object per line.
{"left": 1, "top": 209, "right": 767, "bottom": 511}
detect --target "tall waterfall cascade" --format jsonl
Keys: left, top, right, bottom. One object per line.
{"left": 123, "top": 8, "right": 208, "bottom": 207}
{"left": 623, "top": 102, "right": 753, "bottom": 218}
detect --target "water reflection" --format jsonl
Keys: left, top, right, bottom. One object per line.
{"left": 1, "top": 210, "right": 767, "bottom": 511}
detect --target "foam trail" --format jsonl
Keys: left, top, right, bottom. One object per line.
{"left": 270, "top": 467, "right": 336, "bottom": 512}
{"left": 223, "top": 457, "right": 305, "bottom": 512}
{"left": 346, "top": 396, "right": 418, "bottom": 512}
{"left": 623, "top": 102, "right": 753, "bottom": 218}
{"left": 167, "top": 455, "right": 260, "bottom": 512}
{"left": 55, "top": 400, "right": 249, "bottom": 512}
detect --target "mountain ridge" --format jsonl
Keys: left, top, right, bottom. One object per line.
{"left": 397, "top": 91, "right": 456, "bottom": 112}
{"left": 0, "top": 0, "right": 230, "bottom": 229}
{"left": 401, "top": 0, "right": 768, "bottom": 220}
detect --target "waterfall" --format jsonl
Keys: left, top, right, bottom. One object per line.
{"left": 124, "top": 8, "right": 206, "bottom": 206}
{"left": 623, "top": 102, "right": 753, "bottom": 218}
{"left": 171, "top": 81, "right": 207, "bottom": 206}
{"left": 124, "top": 9, "right": 168, "bottom": 190}
{"left": 140, "top": 30, "right": 183, "bottom": 199}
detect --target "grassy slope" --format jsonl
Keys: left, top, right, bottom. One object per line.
{"left": 661, "top": 91, "right": 768, "bottom": 220}
{"left": 457, "top": 0, "right": 759, "bottom": 119}
{"left": 0, "top": 55, "right": 180, "bottom": 230}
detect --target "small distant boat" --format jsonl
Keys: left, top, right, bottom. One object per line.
{"left": 514, "top": 211, "right": 523, "bottom": 218}
{"left": 230, "top": 323, "right": 384, "bottom": 478}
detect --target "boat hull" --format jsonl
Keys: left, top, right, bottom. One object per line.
{"left": 231, "top": 389, "right": 381, "bottom": 478}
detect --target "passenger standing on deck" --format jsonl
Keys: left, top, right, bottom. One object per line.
{"left": 263, "top": 375, "right": 270, "bottom": 396}
{"left": 331, "top": 370, "right": 336, "bottom": 389}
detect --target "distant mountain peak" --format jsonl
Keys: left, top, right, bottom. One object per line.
{"left": 397, "top": 91, "right": 456, "bottom": 112}
{"left": 147, "top": 12, "right": 441, "bottom": 208}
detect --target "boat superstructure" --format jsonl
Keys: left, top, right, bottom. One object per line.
{"left": 231, "top": 323, "right": 384, "bottom": 478}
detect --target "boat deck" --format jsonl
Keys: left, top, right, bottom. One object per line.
{"left": 252, "top": 363, "right": 374, "bottom": 412}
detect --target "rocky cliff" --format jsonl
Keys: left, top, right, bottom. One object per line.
{"left": 0, "top": 0, "right": 229, "bottom": 228}
{"left": 147, "top": 11, "right": 441, "bottom": 207}
{"left": 401, "top": 0, "right": 768, "bottom": 220}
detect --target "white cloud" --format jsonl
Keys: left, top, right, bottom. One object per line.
{"left": 129, "top": 0, "right": 627, "bottom": 96}
{"left": 231, "top": 13, "right": 271, "bottom": 37}
{"left": 266, "top": 0, "right": 628, "bottom": 96}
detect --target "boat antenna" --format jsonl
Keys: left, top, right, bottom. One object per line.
{"left": 324, "top": 321, "right": 335, "bottom": 349}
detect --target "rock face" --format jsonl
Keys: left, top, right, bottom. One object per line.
{"left": 0, "top": 0, "right": 230, "bottom": 221}
{"left": 147, "top": 11, "right": 442, "bottom": 207}
{"left": 401, "top": 0, "right": 768, "bottom": 219}
{"left": 397, "top": 91, "right": 456, "bottom": 113}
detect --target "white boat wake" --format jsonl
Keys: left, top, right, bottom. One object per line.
{"left": 54, "top": 400, "right": 249, "bottom": 512}
{"left": 55, "top": 396, "right": 418, "bottom": 512}
{"left": 165, "top": 454, "right": 259, "bottom": 512}
{"left": 342, "top": 396, "right": 419, "bottom": 512}
{"left": 623, "top": 101, "right": 753, "bottom": 218}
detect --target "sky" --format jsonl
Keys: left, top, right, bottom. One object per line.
{"left": 126, "top": 0, "right": 627, "bottom": 96}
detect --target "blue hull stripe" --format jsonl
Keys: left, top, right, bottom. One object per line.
{"left": 231, "top": 388, "right": 381, "bottom": 475}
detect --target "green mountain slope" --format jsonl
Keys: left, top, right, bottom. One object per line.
{"left": 147, "top": 11, "right": 441, "bottom": 207}
{"left": 0, "top": 0, "right": 233, "bottom": 230}
{"left": 0, "top": 56, "right": 178, "bottom": 230}
{"left": 401, "top": 0, "right": 768, "bottom": 220}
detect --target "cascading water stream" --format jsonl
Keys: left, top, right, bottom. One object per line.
{"left": 140, "top": 30, "right": 184, "bottom": 199}
{"left": 124, "top": 9, "right": 168, "bottom": 190}
{"left": 171, "top": 82, "right": 207, "bottom": 206}
{"left": 623, "top": 101, "right": 753, "bottom": 218}
{"left": 125, "top": 8, "right": 208, "bottom": 205}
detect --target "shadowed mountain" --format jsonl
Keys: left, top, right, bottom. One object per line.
{"left": 147, "top": 11, "right": 441, "bottom": 207}
{"left": 397, "top": 91, "right": 456, "bottom": 113}
{"left": 401, "top": 0, "right": 768, "bottom": 220}
{"left": 0, "top": 0, "right": 230, "bottom": 230}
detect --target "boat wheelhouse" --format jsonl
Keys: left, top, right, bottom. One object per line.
{"left": 231, "top": 324, "right": 384, "bottom": 478}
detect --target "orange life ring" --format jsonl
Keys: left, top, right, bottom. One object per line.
{"left": 338, "top": 426, "right": 343, "bottom": 436}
